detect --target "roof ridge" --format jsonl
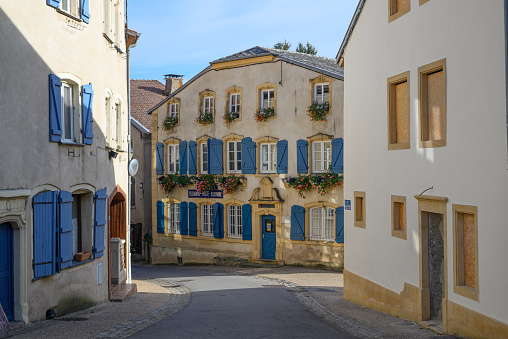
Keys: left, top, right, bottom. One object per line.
{"left": 261, "top": 46, "right": 336, "bottom": 61}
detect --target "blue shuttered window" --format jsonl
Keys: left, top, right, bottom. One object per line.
{"left": 94, "top": 188, "right": 107, "bottom": 258}
{"left": 335, "top": 206, "right": 344, "bottom": 244}
{"left": 179, "top": 141, "right": 188, "bottom": 175}
{"left": 33, "top": 191, "right": 58, "bottom": 278}
{"left": 241, "top": 137, "right": 257, "bottom": 174}
{"left": 331, "top": 138, "right": 344, "bottom": 174}
{"left": 188, "top": 141, "right": 197, "bottom": 175}
{"left": 58, "top": 191, "right": 74, "bottom": 271}
{"left": 242, "top": 204, "right": 252, "bottom": 241}
{"left": 82, "top": 83, "right": 94, "bottom": 145}
{"left": 156, "top": 142, "right": 164, "bottom": 175}
{"left": 157, "top": 201, "right": 165, "bottom": 234}
{"left": 49, "top": 74, "right": 62, "bottom": 142}
{"left": 290, "top": 205, "right": 306, "bottom": 241}
{"left": 188, "top": 202, "right": 197, "bottom": 236}
{"left": 276, "top": 140, "right": 288, "bottom": 174}
{"left": 297, "top": 140, "right": 309, "bottom": 174}
{"left": 80, "top": 0, "right": 90, "bottom": 23}
{"left": 212, "top": 202, "right": 224, "bottom": 239}
{"left": 180, "top": 202, "right": 188, "bottom": 235}
{"left": 46, "top": 0, "right": 60, "bottom": 8}
{"left": 208, "top": 139, "right": 223, "bottom": 174}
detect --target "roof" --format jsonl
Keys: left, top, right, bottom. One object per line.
{"left": 131, "top": 116, "right": 151, "bottom": 134}
{"left": 148, "top": 46, "right": 343, "bottom": 114}
{"left": 336, "top": 0, "right": 366, "bottom": 63}
{"left": 130, "top": 79, "right": 167, "bottom": 131}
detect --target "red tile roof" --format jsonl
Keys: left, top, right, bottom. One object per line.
{"left": 130, "top": 79, "right": 167, "bottom": 132}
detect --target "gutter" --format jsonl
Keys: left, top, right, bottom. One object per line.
{"left": 131, "top": 117, "right": 151, "bottom": 135}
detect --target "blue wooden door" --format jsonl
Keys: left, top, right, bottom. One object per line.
{"left": 0, "top": 223, "right": 13, "bottom": 322}
{"left": 261, "top": 215, "right": 276, "bottom": 260}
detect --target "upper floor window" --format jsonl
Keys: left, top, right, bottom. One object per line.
{"left": 313, "top": 83, "right": 329, "bottom": 105}
{"left": 105, "top": 90, "right": 113, "bottom": 146}
{"left": 312, "top": 141, "right": 331, "bottom": 173}
{"left": 227, "top": 141, "right": 242, "bottom": 173}
{"left": 61, "top": 82, "right": 78, "bottom": 143}
{"left": 260, "top": 143, "right": 276, "bottom": 173}
{"left": 200, "top": 142, "right": 208, "bottom": 174}
{"left": 388, "top": 0, "right": 410, "bottom": 23}
{"left": 230, "top": 93, "right": 240, "bottom": 113}
{"left": 261, "top": 89, "right": 275, "bottom": 109}
{"left": 103, "top": 0, "right": 121, "bottom": 45}
{"left": 227, "top": 205, "right": 242, "bottom": 239}
{"left": 115, "top": 99, "right": 123, "bottom": 149}
{"left": 167, "top": 203, "right": 180, "bottom": 234}
{"left": 387, "top": 71, "right": 410, "bottom": 150}
{"left": 167, "top": 144, "right": 179, "bottom": 174}
{"left": 60, "top": 0, "right": 79, "bottom": 17}
{"left": 167, "top": 103, "right": 179, "bottom": 118}
{"left": 201, "top": 204, "right": 213, "bottom": 237}
{"left": 203, "top": 96, "right": 214, "bottom": 114}
{"left": 309, "top": 207, "right": 335, "bottom": 241}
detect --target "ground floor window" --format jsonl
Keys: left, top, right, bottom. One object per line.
{"left": 227, "top": 205, "right": 242, "bottom": 239}
{"left": 201, "top": 204, "right": 213, "bottom": 236}
{"left": 168, "top": 203, "right": 180, "bottom": 234}
{"left": 309, "top": 207, "right": 334, "bottom": 241}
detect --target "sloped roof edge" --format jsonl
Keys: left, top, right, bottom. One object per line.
{"left": 131, "top": 116, "right": 151, "bottom": 134}
{"left": 336, "top": 0, "right": 367, "bottom": 62}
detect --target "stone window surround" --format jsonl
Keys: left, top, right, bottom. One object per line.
{"left": 309, "top": 75, "right": 333, "bottom": 112}
{"left": 224, "top": 86, "right": 243, "bottom": 122}
{"left": 391, "top": 195, "right": 407, "bottom": 240}
{"left": 387, "top": 71, "right": 410, "bottom": 150}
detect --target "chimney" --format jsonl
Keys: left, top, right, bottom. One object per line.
{"left": 164, "top": 74, "right": 184, "bottom": 95}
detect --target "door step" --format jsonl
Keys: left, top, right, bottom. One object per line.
{"left": 421, "top": 320, "right": 444, "bottom": 335}
{"left": 110, "top": 283, "right": 137, "bottom": 302}
{"left": 240, "top": 259, "right": 283, "bottom": 268}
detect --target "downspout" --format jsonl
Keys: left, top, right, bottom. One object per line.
{"left": 505, "top": 0, "right": 508, "bottom": 168}
{"left": 125, "top": 0, "right": 132, "bottom": 284}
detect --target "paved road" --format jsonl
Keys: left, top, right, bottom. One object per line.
{"left": 130, "top": 265, "right": 359, "bottom": 339}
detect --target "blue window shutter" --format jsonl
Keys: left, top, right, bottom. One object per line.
{"left": 82, "top": 83, "right": 94, "bottom": 145}
{"left": 213, "top": 202, "right": 224, "bottom": 239}
{"left": 277, "top": 140, "right": 288, "bottom": 174}
{"left": 157, "top": 201, "right": 165, "bottom": 234}
{"left": 156, "top": 142, "right": 164, "bottom": 175}
{"left": 297, "top": 140, "right": 309, "bottom": 174}
{"left": 33, "top": 191, "right": 58, "bottom": 278}
{"left": 242, "top": 204, "right": 252, "bottom": 241}
{"left": 188, "top": 202, "right": 197, "bottom": 236}
{"left": 188, "top": 141, "right": 197, "bottom": 175}
{"left": 58, "top": 191, "right": 74, "bottom": 271}
{"left": 49, "top": 74, "right": 62, "bottom": 142}
{"left": 180, "top": 202, "right": 188, "bottom": 235}
{"left": 179, "top": 141, "right": 188, "bottom": 175}
{"left": 241, "top": 137, "right": 257, "bottom": 174}
{"left": 208, "top": 139, "right": 223, "bottom": 174}
{"left": 94, "top": 188, "right": 107, "bottom": 258}
{"left": 47, "top": 0, "right": 60, "bottom": 9}
{"left": 331, "top": 138, "right": 344, "bottom": 174}
{"left": 335, "top": 206, "right": 344, "bottom": 244}
{"left": 290, "top": 205, "right": 306, "bottom": 241}
{"left": 80, "top": 0, "right": 90, "bottom": 23}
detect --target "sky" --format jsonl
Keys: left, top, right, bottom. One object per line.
{"left": 127, "top": 0, "right": 358, "bottom": 82}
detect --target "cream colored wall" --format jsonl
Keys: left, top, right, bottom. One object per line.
{"left": 152, "top": 59, "right": 344, "bottom": 266}
{"left": 343, "top": 0, "right": 508, "bottom": 324}
{"left": 0, "top": 0, "right": 129, "bottom": 321}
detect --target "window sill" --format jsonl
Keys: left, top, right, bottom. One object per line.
{"left": 114, "top": 45, "right": 124, "bottom": 54}
{"left": 60, "top": 141, "right": 85, "bottom": 146}
{"left": 71, "top": 258, "right": 94, "bottom": 268}
{"left": 103, "top": 33, "right": 114, "bottom": 44}
{"left": 116, "top": 148, "right": 127, "bottom": 153}
{"left": 56, "top": 9, "right": 83, "bottom": 22}
{"left": 388, "top": 142, "right": 410, "bottom": 151}
{"left": 454, "top": 285, "right": 479, "bottom": 301}
{"left": 255, "top": 173, "right": 278, "bottom": 178}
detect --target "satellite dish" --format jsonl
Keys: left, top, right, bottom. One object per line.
{"left": 128, "top": 159, "right": 139, "bottom": 176}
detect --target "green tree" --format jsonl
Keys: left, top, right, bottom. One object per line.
{"left": 273, "top": 39, "right": 291, "bottom": 50}
{"left": 295, "top": 42, "right": 318, "bottom": 55}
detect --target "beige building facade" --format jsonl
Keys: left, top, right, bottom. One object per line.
{"left": 338, "top": 1, "right": 508, "bottom": 337}
{"left": 0, "top": 0, "right": 136, "bottom": 322}
{"left": 149, "top": 47, "right": 345, "bottom": 268}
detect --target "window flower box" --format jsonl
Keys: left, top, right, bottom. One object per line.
{"left": 254, "top": 107, "right": 275, "bottom": 122}
{"left": 74, "top": 252, "right": 90, "bottom": 262}
{"left": 162, "top": 115, "right": 178, "bottom": 132}
{"left": 222, "top": 111, "right": 239, "bottom": 125}
{"left": 195, "top": 112, "right": 214, "bottom": 126}
{"left": 307, "top": 101, "right": 330, "bottom": 121}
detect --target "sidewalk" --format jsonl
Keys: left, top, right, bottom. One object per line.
{"left": 8, "top": 263, "right": 460, "bottom": 338}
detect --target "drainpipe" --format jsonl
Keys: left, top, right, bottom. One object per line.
{"left": 125, "top": 0, "right": 131, "bottom": 285}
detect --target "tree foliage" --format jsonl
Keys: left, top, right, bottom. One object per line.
{"left": 273, "top": 39, "right": 291, "bottom": 50}
{"left": 295, "top": 42, "right": 318, "bottom": 55}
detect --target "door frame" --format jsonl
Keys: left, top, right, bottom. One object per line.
{"left": 261, "top": 215, "right": 276, "bottom": 260}
{"left": 107, "top": 185, "right": 127, "bottom": 298}
{"left": 415, "top": 195, "right": 448, "bottom": 322}
{"left": 0, "top": 223, "right": 13, "bottom": 322}
{"left": 251, "top": 205, "right": 282, "bottom": 262}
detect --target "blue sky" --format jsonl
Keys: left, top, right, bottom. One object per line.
{"left": 127, "top": 0, "right": 358, "bottom": 82}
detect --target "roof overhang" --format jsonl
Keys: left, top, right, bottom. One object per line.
{"left": 336, "top": 0, "right": 366, "bottom": 65}
{"left": 126, "top": 29, "right": 141, "bottom": 49}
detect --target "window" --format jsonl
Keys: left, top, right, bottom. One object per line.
{"left": 260, "top": 143, "right": 276, "bottom": 173}
{"left": 256, "top": 83, "right": 277, "bottom": 114}
{"left": 200, "top": 142, "right": 208, "bottom": 174}
{"left": 71, "top": 192, "right": 94, "bottom": 257}
{"left": 113, "top": 0, "right": 121, "bottom": 45}
{"left": 167, "top": 144, "right": 179, "bottom": 174}
{"left": 103, "top": 0, "right": 111, "bottom": 36}
{"left": 313, "top": 83, "right": 329, "bottom": 105}
{"left": 354, "top": 191, "right": 366, "bottom": 228}
{"left": 419, "top": 59, "right": 446, "bottom": 148}
{"left": 309, "top": 207, "right": 334, "bottom": 241}
{"left": 261, "top": 90, "right": 275, "bottom": 109}
{"left": 227, "top": 141, "right": 242, "bottom": 173}
{"left": 115, "top": 100, "right": 123, "bottom": 149}
{"left": 130, "top": 177, "right": 135, "bottom": 208}
{"left": 225, "top": 86, "right": 243, "bottom": 121}
{"left": 230, "top": 93, "right": 240, "bottom": 113}
{"left": 60, "top": 0, "right": 79, "bottom": 17}
{"left": 453, "top": 204, "right": 479, "bottom": 301}
{"left": 388, "top": 71, "right": 410, "bottom": 150}
{"left": 105, "top": 91, "right": 113, "bottom": 146}
{"left": 312, "top": 141, "right": 331, "bottom": 173}
{"left": 203, "top": 96, "right": 213, "bottom": 114}
{"left": 167, "top": 103, "right": 179, "bottom": 118}
{"left": 391, "top": 195, "right": 406, "bottom": 239}
{"left": 201, "top": 204, "right": 213, "bottom": 236}
{"left": 388, "top": 0, "right": 410, "bottom": 23}
{"left": 167, "top": 203, "right": 180, "bottom": 234}
{"left": 227, "top": 205, "right": 242, "bottom": 239}
{"left": 59, "top": 79, "right": 82, "bottom": 144}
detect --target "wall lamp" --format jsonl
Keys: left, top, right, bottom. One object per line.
{"left": 109, "top": 150, "right": 118, "bottom": 159}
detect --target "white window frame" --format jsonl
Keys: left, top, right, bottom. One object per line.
{"left": 168, "top": 203, "right": 180, "bottom": 234}
{"left": 229, "top": 93, "right": 240, "bottom": 113}
{"left": 203, "top": 96, "right": 213, "bottom": 114}
{"left": 61, "top": 82, "right": 75, "bottom": 143}
{"left": 103, "top": 0, "right": 111, "bottom": 37}
{"left": 167, "top": 144, "right": 180, "bottom": 174}
{"left": 227, "top": 141, "right": 242, "bottom": 173}
{"left": 200, "top": 143, "right": 208, "bottom": 174}
{"left": 312, "top": 141, "right": 331, "bottom": 173}
{"left": 227, "top": 205, "right": 242, "bottom": 239}
{"left": 113, "top": 0, "right": 121, "bottom": 45}
{"left": 260, "top": 89, "right": 274, "bottom": 109}
{"left": 309, "top": 207, "right": 334, "bottom": 241}
{"left": 313, "top": 83, "right": 329, "bottom": 105}
{"left": 105, "top": 89, "right": 113, "bottom": 146}
{"left": 60, "top": 0, "right": 78, "bottom": 16}
{"left": 201, "top": 204, "right": 213, "bottom": 237}
{"left": 115, "top": 98, "right": 123, "bottom": 149}
{"left": 167, "top": 103, "right": 179, "bottom": 118}
{"left": 260, "top": 143, "right": 276, "bottom": 173}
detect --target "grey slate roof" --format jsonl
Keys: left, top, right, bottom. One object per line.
{"left": 148, "top": 47, "right": 343, "bottom": 114}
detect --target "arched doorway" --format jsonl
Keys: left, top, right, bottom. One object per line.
{"left": 108, "top": 187, "right": 127, "bottom": 296}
